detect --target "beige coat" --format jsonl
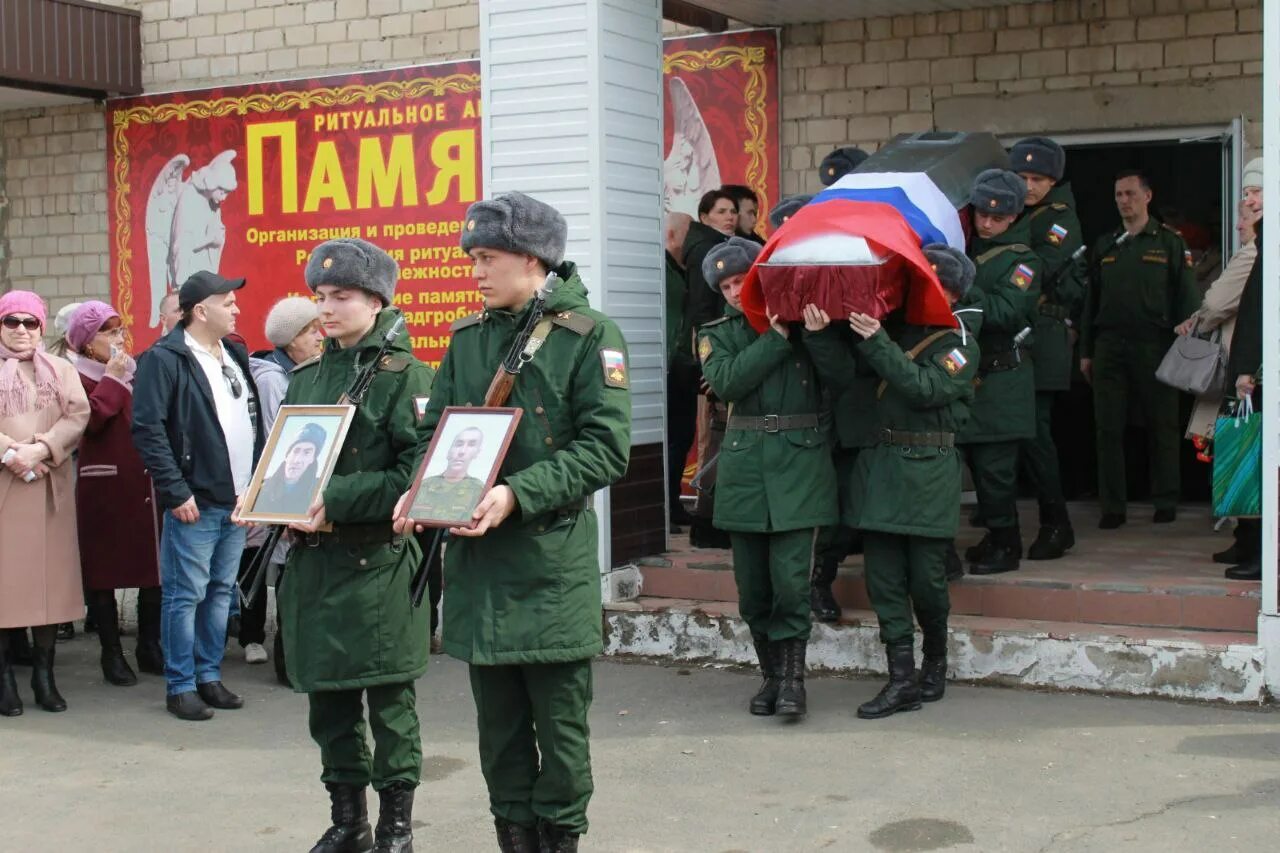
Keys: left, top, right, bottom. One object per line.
{"left": 1185, "top": 242, "right": 1257, "bottom": 440}
{"left": 0, "top": 355, "right": 90, "bottom": 628}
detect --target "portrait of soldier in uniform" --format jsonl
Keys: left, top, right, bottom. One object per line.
{"left": 408, "top": 410, "right": 522, "bottom": 527}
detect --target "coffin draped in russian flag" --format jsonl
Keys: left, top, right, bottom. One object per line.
{"left": 742, "top": 131, "right": 1010, "bottom": 333}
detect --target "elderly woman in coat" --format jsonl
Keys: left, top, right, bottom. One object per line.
{"left": 0, "top": 291, "right": 90, "bottom": 716}
{"left": 67, "top": 301, "right": 164, "bottom": 687}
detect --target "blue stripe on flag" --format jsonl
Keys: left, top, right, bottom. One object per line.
{"left": 812, "top": 187, "right": 950, "bottom": 248}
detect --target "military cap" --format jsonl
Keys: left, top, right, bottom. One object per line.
{"left": 305, "top": 238, "right": 399, "bottom": 306}
{"left": 293, "top": 421, "right": 328, "bottom": 451}
{"left": 768, "top": 194, "right": 813, "bottom": 230}
{"left": 818, "top": 146, "right": 870, "bottom": 186}
{"left": 970, "top": 168, "right": 1026, "bottom": 218}
{"left": 923, "top": 243, "right": 976, "bottom": 298}
{"left": 702, "top": 236, "right": 761, "bottom": 292}
{"left": 1010, "top": 137, "right": 1065, "bottom": 181}
{"left": 460, "top": 191, "right": 567, "bottom": 270}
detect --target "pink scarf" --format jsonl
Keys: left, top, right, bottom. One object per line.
{"left": 0, "top": 341, "right": 63, "bottom": 418}
{"left": 75, "top": 353, "right": 137, "bottom": 392}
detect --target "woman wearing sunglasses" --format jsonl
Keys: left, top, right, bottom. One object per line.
{"left": 0, "top": 290, "right": 91, "bottom": 716}
{"left": 66, "top": 301, "right": 164, "bottom": 688}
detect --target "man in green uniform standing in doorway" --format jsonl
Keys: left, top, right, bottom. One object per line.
{"left": 268, "top": 238, "right": 436, "bottom": 853}
{"left": 959, "top": 170, "right": 1041, "bottom": 575}
{"left": 1010, "top": 137, "right": 1087, "bottom": 560}
{"left": 1080, "top": 171, "right": 1201, "bottom": 528}
{"left": 395, "top": 192, "right": 631, "bottom": 853}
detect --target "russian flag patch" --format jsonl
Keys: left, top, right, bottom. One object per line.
{"left": 940, "top": 348, "right": 968, "bottom": 376}
{"left": 1047, "top": 223, "right": 1069, "bottom": 246}
{"left": 1011, "top": 263, "right": 1036, "bottom": 289}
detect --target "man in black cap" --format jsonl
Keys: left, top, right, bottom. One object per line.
{"left": 132, "top": 270, "right": 264, "bottom": 721}
{"left": 818, "top": 146, "right": 869, "bottom": 186}
{"left": 1010, "top": 137, "right": 1086, "bottom": 559}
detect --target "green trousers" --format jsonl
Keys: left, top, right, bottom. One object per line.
{"left": 1092, "top": 334, "right": 1180, "bottom": 514}
{"left": 730, "top": 529, "right": 817, "bottom": 641}
{"left": 469, "top": 661, "right": 594, "bottom": 836}
{"left": 308, "top": 682, "right": 421, "bottom": 790}
{"left": 862, "top": 532, "right": 950, "bottom": 652}
{"left": 1020, "top": 391, "right": 1065, "bottom": 506}
{"left": 962, "top": 441, "right": 1020, "bottom": 529}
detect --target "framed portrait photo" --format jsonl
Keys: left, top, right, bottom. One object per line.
{"left": 405, "top": 406, "right": 523, "bottom": 528}
{"left": 238, "top": 404, "right": 356, "bottom": 526}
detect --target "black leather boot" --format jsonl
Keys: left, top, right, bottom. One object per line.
{"left": 809, "top": 556, "right": 841, "bottom": 623}
{"left": 1027, "top": 503, "right": 1074, "bottom": 561}
{"left": 91, "top": 595, "right": 138, "bottom": 686}
{"left": 963, "top": 532, "right": 993, "bottom": 563}
{"left": 310, "top": 783, "right": 373, "bottom": 853}
{"left": 135, "top": 589, "right": 165, "bottom": 676}
{"left": 919, "top": 631, "right": 947, "bottom": 702}
{"left": 969, "top": 527, "right": 1021, "bottom": 575}
{"left": 538, "top": 821, "right": 580, "bottom": 853}
{"left": 495, "top": 819, "right": 539, "bottom": 853}
{"left": 373, "top": 783, "right": 414, "bottom": 852}
{"left": 857, "top": 643, "right": 922, "bottom": 719}
{"left": 0, "top": 655, "right": 22, "bottom": 716}
{"left": 30, "top": 643, "right": 67, "bottom": 712}
{"left": 748, "top": 633, "right": 779, "bottom": 716}
{"left": 774, "top": 638, "right": 808, "bottom": 718}
{"left": 943, "top": 542, "right": 964, "bottom": 581}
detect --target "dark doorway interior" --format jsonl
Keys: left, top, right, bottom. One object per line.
{"left": 1047, "top": 139, "right": 1225, "bottom": 506}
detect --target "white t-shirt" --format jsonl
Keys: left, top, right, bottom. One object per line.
{"left": 185, "top": 332, "right": 255, "bottom": 496}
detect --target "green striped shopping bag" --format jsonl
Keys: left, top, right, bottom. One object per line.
{"left": 1212, "top": 396, "right": 1262, "bottom": 518}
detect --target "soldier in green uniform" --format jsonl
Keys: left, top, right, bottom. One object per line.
{"left": 394, "top": 192, "right": 631, "bottom": 853}
{"left": 697, "top": 236, "right": 836, "bottom": 719}
{"left": 410, "top": 426, "right": 487, "bottom": 523}
{"left": 1010, "top": 137, "right": 1087, "bottom": 559}
{"left": 1080, "top": 171, "right": 1201, "bottom": 528}
{"left": 836, "top": 245, "right": 979, "bottom": 718}
{"left": 265, "top": 239, "right": 435, "bottom": 853}
{"left": 959, "top": 170, "right": 1041, "bottom": 575}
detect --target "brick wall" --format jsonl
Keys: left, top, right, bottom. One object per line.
{"left": 779, "top": 0, "right": 1263, "bottom": 195}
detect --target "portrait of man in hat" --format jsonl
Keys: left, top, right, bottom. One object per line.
{"left": 253, "top": 418, "right": 333, "bottom": 517}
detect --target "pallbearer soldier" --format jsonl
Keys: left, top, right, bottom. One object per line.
{"left": 1010, "top": 137, "right": 1086, "bottom": 559}
{"left": 394, "top": 192, "right": 631, "bottom": 853}
{"left": 267, "top": 239, "right": 436, "bottom": 853}
{"left": 697, "top": 236, "right": 836, "bottom": 719}
{"left": 817, "top": 146, "right": 869, "bottom": 186}
{"left": 767, "top": 194, "right": 813, "bottom": 231}
{"left": 958, "top": 170, "right": 1041, "bottom": 575}
{"left": 843, "top": 245, "right": 979, "bottom": 718}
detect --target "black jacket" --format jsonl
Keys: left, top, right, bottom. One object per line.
{"left": 683, "top": 221, "right": 730, "bottom": 330}
{"left": 1227, "top": 218, "right": 1264, "bottom": 380}
{"left": 132, "top": 325, "right": 265, "bottom": 510}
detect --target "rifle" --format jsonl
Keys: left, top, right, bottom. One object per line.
{"left": 410, "top": 272, "right": 561, "bottom": 607}
{"left": 1039, "top": 243, "right": 1088, "bottom": 305}
{"left": 237, "top": 315, "right": 407, "bottom": 609}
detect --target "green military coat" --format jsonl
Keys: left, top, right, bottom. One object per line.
{"left": 849, "top": 323, "right": 979, "bottom": 538}
{"left": 803, "top": 325, "right": 882, "bottom": 451}
{"left": 1020, "top": 183, "right": 1086, "bottom": 391}
{"left": 697, "top": 307, "right": 836, "bottom": 533}
{"left": 958, "top": 229, "right": 1041, "bottom": 444}
{"left": 1080, "top": 219, "right": 1201, "bottom": 357}
{"left": 278, "top": 308, "right": 436, "bottom": 692}
{"left": 665, "top": 251, "right": 695, "bottom": 370}
{"left": 422, "top": 265, "right": 631, "bottom": 666}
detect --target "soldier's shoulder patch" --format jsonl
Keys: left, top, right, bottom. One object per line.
{"left": 701, "top": 315, "right": 732, "bottom": 328}
{"left": 378, "top": 354, "right": 412, "bottom": 373}
{"left": 413, "top": 395, "right": 430, "bottom": 422}
{"left": 450, "top": 312, "right": 485, "bottom": 332}
{"left": 1050, "top": 202, "right": 1068, "bottom": 211}
{"left": 1010, "top": 263, "right": 1036, "bottom": 290}
{"left": 698, "top": 335, "right": 713, "bottom": 362}
{"left": 1047, "top": 223, "right": 1069, "bottom": 246}
{"left": 600, "top": 348, "right": 628, "bottom": 389}
{"left": 936, "top": 347, "right": 969, "bottom": 376}
{"left": 291, "top": 355, "right": 321, "bottom": 373}
{"left": 550, "top": 310, "right": 596, "bottom": 336}
{"left": 1184, "top": 248, "right": 1195, "bottom": 269}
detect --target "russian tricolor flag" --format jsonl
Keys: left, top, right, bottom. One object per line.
{"left": 741, "top": 171, "right": 966, "bottom": 333}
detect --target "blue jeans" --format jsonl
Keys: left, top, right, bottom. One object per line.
{"left": 160, "top": 505, "right": 245, "bottom": 696}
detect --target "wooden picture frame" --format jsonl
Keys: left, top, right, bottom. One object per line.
{"left": 238, "top": 404, "right": 356, "bottom": 526}
{"left": 405, "top": 406, "right": 524, "bottom": 528}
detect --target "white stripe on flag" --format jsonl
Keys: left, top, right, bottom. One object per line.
{"left": 825, "top": 172, "right": 966, "bottom": 250}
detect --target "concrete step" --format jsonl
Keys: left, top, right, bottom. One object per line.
{"left": 603, "top": 597, "right": 1268, "bottom": 704}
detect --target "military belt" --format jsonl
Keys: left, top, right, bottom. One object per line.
{"left": 727, "top": 413, "right": 819, "bottom": 433}
{"left": 1038, "top": 303, "right": 1070, "bottom": 321}
{"left": 878, "top": 429, "right": 954, "bottom": 448}
{"left": 291, "top": 525, "right": 403, "bottom": 549}
{"left": 979, "top": 350, "right": 1022, "bottom": 373}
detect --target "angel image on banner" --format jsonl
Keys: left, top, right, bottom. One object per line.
{"left": 662, "top": 77, "right": 721, "bottom": 219}
{"left": 145, "top": 150, "right": 238, "bottom": 327}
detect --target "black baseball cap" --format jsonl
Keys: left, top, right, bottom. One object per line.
{"left": 178, "top": 270, "right": 246, "bottom": 312}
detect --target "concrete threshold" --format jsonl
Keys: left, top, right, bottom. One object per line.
{"left": 604, "top": 598, "right": 1270, "bottom": 706}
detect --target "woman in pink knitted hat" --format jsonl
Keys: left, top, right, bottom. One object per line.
{"left": 0, "top": 290, "right": 90, "bottom": 716}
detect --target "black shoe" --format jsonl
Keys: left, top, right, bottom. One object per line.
{"left": 538, "top": 822, "right": 580, "bottom": 853}
{"left": 372, "top": 783, "right": 414, "bottom": 852}
{"left": 964, "top": 532, "right": 993, "bottom": 563}
{"left": 30, "top": 645, "right": 66, "bottom": 712}
{"left": 1212, "top": 543, "right": 1242, "bottom": 565}
{"left": 748, "top": 634, "right": 779, "bottom": 716}
{"left": 90, "top": 598, "right": 138, "bottom": 686}
{"left": 197, "top": 680, "right": 243, "bottom": 709}
{"left": 1098, "top": 513, "right": 1126, "bottom": 530}
{"left": 688, "top": 520, "right": 731, "bottom": 549}
{"left": 494, "top": 819, "right": 538, "bottom": 853}
{"left": 166, "top": 691, "right": 214, "bottom": 721}
{"left": 774, "top": 638, "right": 807, "bottom": 718}
{"left": 0, "top": 659, "right": 22, "bottom": 717}
{"left": 969, "top": 527, "right": 1021, "bottom": 575}
{"left": 944, "top": 543, "right": 964, "bottom": 581}
{"left": 919, "top": 654, "right": 947, "bottom": 702}
{"left": 810, "top": 581, "right": 840, "bottom": 622}
{"left": 56, "top": 623, "right": 74, "bottom": 642}
{"left": 1153, "top": 508, "right": 1176, "bottom": 524}
{"left": 857, "top": 643, "right": 922, "bottom": 719}
{"left": 1027, "top": 525, "right": 1074, "bottom": 560}
{"left": 310, "top": 784, "right": 373, "bottom": 853}
{"left": 1225, "top": 559, "right": 1261, "bottom": 581}
{"left": 100, "top": 646, "right": 138, "bottom": 686}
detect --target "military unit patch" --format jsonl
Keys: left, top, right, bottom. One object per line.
{"left": 1010, "top": 263, "right": 1036, "bottom": 289}
{"left": 600, "top": 349, "right": 629, "bottom": 388}
{"left": 698, "top": 336, "right": 712, "bottom": 362}
{"left": 939, "top": 348, "right": 968, "bottom": 376}
{"left": 413, "top": 395, "right": 430, "bottom": 422}
{"left": 1047, "top": 223, "right": 1069, "bottom": 246}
